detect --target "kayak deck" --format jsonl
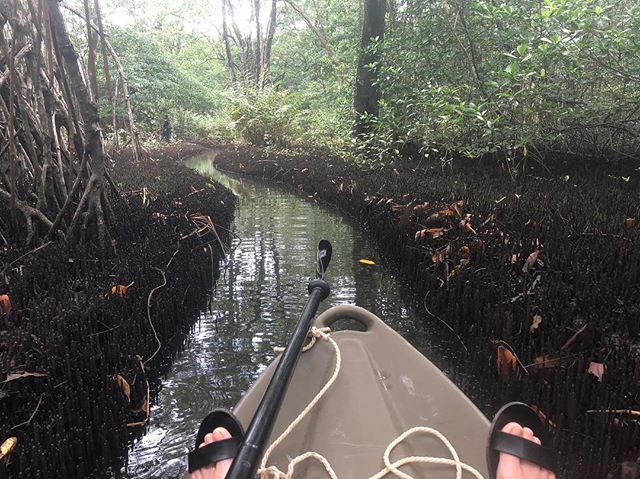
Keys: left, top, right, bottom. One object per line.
{"left": 234, "top": 305, "right": 490, "bottom": 478}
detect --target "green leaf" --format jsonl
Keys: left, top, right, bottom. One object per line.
{"left": 517, "top": 44, "right": 528, "bottom": 56}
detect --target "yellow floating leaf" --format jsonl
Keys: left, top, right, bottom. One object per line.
{"left": 0, "top": 436, "right": 17, "bottom": 461}
{"left": 359, "top": 259, "right": 376, "bottom": 265}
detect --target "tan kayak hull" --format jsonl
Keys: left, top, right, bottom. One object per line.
{"left": 232, "top": 304, "right": 490, "bottom": 478}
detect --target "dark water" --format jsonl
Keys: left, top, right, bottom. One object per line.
{"left": 125, "top": 152, "right": 453, "bottom": 478}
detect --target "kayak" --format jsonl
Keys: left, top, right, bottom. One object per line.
{"left": 186, "top": 241, "right": 556, "bottom": 479}
{"left": 232, "top": 304, "right": 490, "bottom": 478}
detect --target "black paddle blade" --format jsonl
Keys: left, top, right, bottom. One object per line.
{"left": 316, "top": 240, "right": 332, "bottom": 279}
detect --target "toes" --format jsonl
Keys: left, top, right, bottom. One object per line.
{"left": 502, "top": 422, "right": 523, "bottom": 436}
{"left": 212, "top": 427, "right": 231, "bottom": 442}
{"left": 531, "top": 435, "right": 542, "bottom": 445}
{"left": 522, "top": 427, "right": 535, "bottom": 440}
{"left": 204, "top": 432, "right": 215, "bottom": 444}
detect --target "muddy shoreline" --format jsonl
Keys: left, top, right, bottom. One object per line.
{"left": 0, "top": 144, "right": 236, "bottom": 478}
{"left": 211, "top": 144, "right": 640, "bottom": 478}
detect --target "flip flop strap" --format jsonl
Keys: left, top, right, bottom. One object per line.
{"left": 490, "top": 431, "right": 558, "bottom": 473}
{"left": 187, "top": 436, "right": 242, "bottom": 472}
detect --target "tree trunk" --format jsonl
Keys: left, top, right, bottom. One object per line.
{"left": 47, "top": 0, "right": 108, "bottom": 250}
{"left": 261, "top": 0, "right": 277, "bottom": 86}
{"left": 83, "top": 0, "right": 99, "bottom": 100}
{"left": 221, "top": 0, "right": 237, "bottom": 85}
{"left": 254, "top": 0, "right": 262, "bottom": 84}
{"left": 352, "top": 0, "right": 386, "bottom": 137}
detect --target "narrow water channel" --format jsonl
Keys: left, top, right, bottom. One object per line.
{"left": 125, "top": 151, "right": 457, "bottom": 478}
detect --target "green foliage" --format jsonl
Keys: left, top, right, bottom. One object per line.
{"left": 99, "top": 24, "right": 227, "bottom": 140}
{"left": 98, "top": 0, "right": 640, "bottom": 167}
{"left": 374, "top": 0, "right": 640, "bottom": 165}
{"left": 227, "top": 86, "right": 301, "bottom": 148}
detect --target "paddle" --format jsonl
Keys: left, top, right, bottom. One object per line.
{"left": 225, "top": 240, "right": 333, "bottom": 479}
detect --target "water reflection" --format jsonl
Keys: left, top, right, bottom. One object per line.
{"left": 126, "top": 152, "right": 439, "bottom": 478}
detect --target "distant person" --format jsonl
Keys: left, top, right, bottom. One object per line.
{"left": 162, "top": 116, "right": 172, "bottom": 142}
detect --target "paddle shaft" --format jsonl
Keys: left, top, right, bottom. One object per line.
{"left": 226, "top": 279, "right": 330, "bottom": 479}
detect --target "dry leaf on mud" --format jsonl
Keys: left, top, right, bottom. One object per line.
{"left": 0, "top": 436, "right": 17, "bottom": 462}
{"left": 496, "top": 344, "right": 520, "bottom": 383}
{"left": 587, "top": 362, "right": 605, "bottom": 382}
{"left": 465, "top": 222, "right": 477, "bottom": 235}
{"left": 432, "top": 245, "right": 450, "bottom": 263}
{"left": 109, "top": 282, "right": 133, "bottom": 298}
{"left": 413, "top": 202, "right": 429, "bottom": 215}
{"left": 619, "top": 462, "right": 640, "bottom": 479}
{"left": 0, "top": 295, "right": 11, "bottom": 315}
{"left": 530, "top": 314, "right": 543, "bottom": 332}
{"left": 391, "top": 202, "right": 408, "bottom": 213}
{"left": 2, "top": 371, "right": 47, "bottom": 384}
{"left": 115, "top": 374, "right": 131, "bottom": 402}
{"left": 416, "top": 227, "right": 444, "bottom": 240}
{"left": 522, "top": 250, "right": 540, "bottom": 273}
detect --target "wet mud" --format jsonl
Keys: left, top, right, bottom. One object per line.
{"left": 0, "top": 144, "right": 235, "bottom": 478}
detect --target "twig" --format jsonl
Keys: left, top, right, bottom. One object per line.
{"left": 10, "top": 393, "right": 44, "bottom": 431}
{"left": 1, "top": 241, "right": 53, "bottom": 275}
{"left": 144, "top": 267, "right": 167, "bottom": 365}
{"left": 423, "top": 290, "right": 468, "bottom": 353}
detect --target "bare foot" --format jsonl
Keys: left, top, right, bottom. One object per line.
{"left": 191, "top": 427, "right": 233, "bottom": 479}
{"left": 496, "top": 422, "right": 556, "bottom": 479}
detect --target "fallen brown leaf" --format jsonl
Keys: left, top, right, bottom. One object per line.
{"left": 2, "top": 371, "right": 47, "bottom": 384}
{"left": 0, "top": 295, "right": 11, "bottom": 315}
{"left": 416, "top": 227, "right": 444, "bottom": 240}
{"left": 413, "top": 202, "right": 430, "bottom": 215}
{"left": 522, "top": 250, "right": 540, "bottom": 273}
{"left": 587, "top": 362, "right": 605, "bottom": 382}
{"left": 530, "top": 314, "right": 543, "bottom": 332}
{"left": 432, "top": 245, "right": 451, "bottom": 263}
{"left": 115, "top": 374, "right": 131, "bottom": 402}
{"left": 496, "top": 344, "right": 520, "bottom": 383}
{"left": 0, "top": 436, "right": 17, "bottom": 462}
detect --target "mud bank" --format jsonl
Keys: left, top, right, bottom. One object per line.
{"left": 0, "top": 144, "right": 235, "bottom": 478}
{"left": 213, "top": 144, "right": 640, "bottom": 478}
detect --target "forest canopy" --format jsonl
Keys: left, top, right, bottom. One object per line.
{"left": 86, "top": 0, "right": 640, "bottom": 166}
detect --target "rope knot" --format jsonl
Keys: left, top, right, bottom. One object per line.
{"left": 273, "top": 327, "right": 332, "bottom": 353}
{"left": 310, "top": 326, "right": 332, "bottom": 342}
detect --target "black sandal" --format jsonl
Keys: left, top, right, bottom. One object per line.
{"left": 486, "top": 402, "right": 558, "bottom": 479}
{"left": 188, "top": 409, "right": 245, "bottom": 473}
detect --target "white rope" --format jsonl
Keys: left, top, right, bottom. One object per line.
{"left": 258, "top": 327, "right": 486, "bottom": 479}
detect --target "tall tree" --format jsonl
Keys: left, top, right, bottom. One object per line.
{"left": 352, "top": 0, "right": 385, "bottom": 137}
